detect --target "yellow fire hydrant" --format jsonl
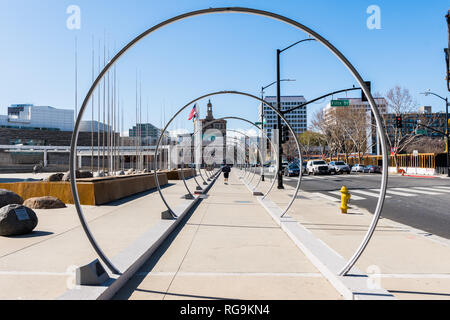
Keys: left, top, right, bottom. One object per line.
{"left": 340, "top": 186, "right": 351, "bottom": 214}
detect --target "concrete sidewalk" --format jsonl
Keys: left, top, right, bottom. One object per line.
{"left": 249, "top": 172, "right": 450, "bottom": 300}
{"left": 0, "top": 179, "right": 198, "bottom": 300}
{"left": 114, "top": 172, "right": 342, "bottom": 300}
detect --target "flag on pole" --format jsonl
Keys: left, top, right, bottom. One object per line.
{"left": 188, "top": 104, "right": 198, "bottom": 121}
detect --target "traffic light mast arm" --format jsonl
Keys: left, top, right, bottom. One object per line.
{"left": 282, "top": 87, "right": 361, "bottom": 115}
{"left": 416, "top": 122, "right": 449, "bottom": 137}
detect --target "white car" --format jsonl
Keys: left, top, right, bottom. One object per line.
{"left": 351, "top": 164, "right": 369, "bottom": 173}
{"left": 329, "top": 161, "right": 351, "bottom": 174}
{"left": 306, "top": 160, "right": 330, "bottom": 176}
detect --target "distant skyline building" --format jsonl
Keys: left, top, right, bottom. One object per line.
{"left": 2, "top": 104, "right": 74, "bottom": 131}
{"left": 259, "top": 96, "right": 307, "bottom": 140}
{"left": 129, "top": 123, "right": 162, "bottom": 145}
{"left": 384, "top": 106, "right": 449, "bottom": 140}
{"left": 79, "top": 120, "right": 111, "bottom": 133}
{"left": 199, "top": 100, "right": 227, "bottom": 164}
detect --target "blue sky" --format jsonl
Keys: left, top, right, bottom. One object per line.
{"left": 1, "top": 0, "right": 449, "bottom": 134}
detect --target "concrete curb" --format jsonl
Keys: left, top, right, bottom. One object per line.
{"left": 58, "top": 172, "right": 219, "bottom": 300}
{"left": 239, "top": 176, "right": 395, "bottom": 300}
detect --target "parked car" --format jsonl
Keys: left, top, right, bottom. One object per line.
{"left": 366, "top": 165, "right": 382, "bottom": 174}
{"left": 351, "top": 164, "right": 369, "bottom": 173}
{"left": 284, "top": 163, "right": 301, "bottom": 177}
{"left": 306, "top": 160, "right": 330, "bottom": 175}
{"left": 329, "top": 161, "right": 351, "bottom": 174}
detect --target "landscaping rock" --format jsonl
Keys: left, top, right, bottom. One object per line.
{"left": 45, "top": 173, "right": 64, "bottom": 182}
{"left": 0, "top": 189, "right": 24, "bottom": 209}
{"left": 0, "top": 204, "right": 38, "bottom": 236}
{"left": 126, "top": 169, "right": 135, "bottom": 175}
{"left": 62, "top": 170, "right": 94, "bottom": 181}
{"left": 23, "top": 197, "right": 66, "bottom": 209}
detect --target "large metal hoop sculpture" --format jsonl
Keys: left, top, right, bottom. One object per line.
{"left": 187, "top": 116, "right": 279, "bottom": 197}
{"left": 153, "top": 91, "right": 301, "bottom": 219}
{"left": 70, "top": 7, "right": 388, "bottom": 276}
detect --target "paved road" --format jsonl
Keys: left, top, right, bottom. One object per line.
{"left": 279, "top": 173, "right": 450, "bottom": 239}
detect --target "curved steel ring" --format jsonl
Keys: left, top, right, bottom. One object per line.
{"left": 153, "top": 91, "right": 301, "bottom": 221}
{"left": 191, "top": 116, "right": 278, "bottom": 195}
{"left": 70, "top": 7, "right": 388, "bottom": 277}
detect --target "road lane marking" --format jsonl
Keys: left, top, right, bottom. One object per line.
{"left": 370, "top": 189, "right": 415, "bottom": 197}
{"left": 414, "top": 187, "right": 450, "bottom": 194}
{"left": 393, "top": 188, "right": 442, "bottom": 195}
{"left": 432, "top": 186, "right": 450, "bottom": 190}
{"left": 351, "top": 190, "right": 391, "bottom": 198}
{"left": 329, "top": 191, "right": 366, "bottom": 201}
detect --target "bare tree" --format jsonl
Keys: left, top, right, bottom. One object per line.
{"left": 405, "top": 137, "right": 446, "bottom": 154}
{"left": 382, "top": 86, "right": 434, "bottom": 169}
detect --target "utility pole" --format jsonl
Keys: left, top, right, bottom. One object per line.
{"left": 276, "top": 49, "right": 284, "bottom": 189}
{"left": 446, "top": 9, "right": 450, "bottom": 92}
{"left": 275, "top": 38, "right": 315, "bottom": 189}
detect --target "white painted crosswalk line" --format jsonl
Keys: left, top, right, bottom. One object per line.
{"left": 351, "top": 190, "right": 391, "bottom": 198}
{"left": 433, "top": 186, "right": 450, "bottom": 190}
{"left": 393, "top": 188, "right": 441, "bottom": 195}
{"left": 311, "top": 193, "right": 340, "bottom": 202}
{"left": 413, "top": 187, "right": 450, "bottom": 194}
{"left": 370, "top": 189, "right": 415, "bottom": 197}
{"left": 329, "top": 191, "right": 366, "bottom": 201}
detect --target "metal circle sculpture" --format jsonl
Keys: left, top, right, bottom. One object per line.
{"left": 152, "top": 91, "right": 302, "bottom": 219}
{"left": 176, "top": 116, "right": 279, "bottom": 199}
{"left": 70, "top": 7, "right": 389, "bottom": 277}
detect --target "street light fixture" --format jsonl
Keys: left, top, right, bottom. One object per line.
{"left": 261, "top": 79, "right": 296, "bottom": 182}
{"left": 420, "top": 90, "right": 449, "bottom": 177}
{"left": 276, "top": 38, "right": 316, "bottom": 189}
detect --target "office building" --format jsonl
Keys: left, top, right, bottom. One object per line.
{"left": 6, "top": 104, "right": 74, "bottom": 131}
{"left": 259, "top": 96, "right": 307, "bottom": 140}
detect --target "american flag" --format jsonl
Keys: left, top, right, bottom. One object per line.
{"left": 188, "top": 104, "right": 198, "bottom": 121}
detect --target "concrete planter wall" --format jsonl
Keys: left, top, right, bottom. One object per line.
{"left": 0, "top": 173, "right": 169, "bottom": 206}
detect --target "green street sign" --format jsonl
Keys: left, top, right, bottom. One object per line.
{"left": 415, "top": 129, "right": 427, "bottom": 135}
{"left": 331, "top": 100, "right": 350, "bottom": 107}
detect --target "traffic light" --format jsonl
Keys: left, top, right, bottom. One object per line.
{"left": 281, "top": 125, "right": 290, "bottom": 144}
{"left": 395, "top": 116, "right": 403, "bottom": 128}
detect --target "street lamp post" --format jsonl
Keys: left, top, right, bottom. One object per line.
{"left": 261, "top": 79, "right": 295, "bottom": 182}
{"left": 276, "top": 38, "right": 315, "bottom": 189}
{"left": 421, "top": 90, "right": 449, "bottom": 177}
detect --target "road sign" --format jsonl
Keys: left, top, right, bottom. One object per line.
{"left": 331, "top": 100, "right": 350, "bottom": 107}
{"left": 416, "top": 129, "right": 427, "bottom": 135}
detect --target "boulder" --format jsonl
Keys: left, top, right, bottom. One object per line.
{"left": 0, "top": 189, "right": 24, "bottom": 209}
{"left": 126, "top": 169, "right": 135, "bottom": 175}
{"left": 45, "top": 173, "right": 64, "bottom": 182}
{"left": 0, "top": 204, "right": 38, "bottom": 236}
{"left": 79, "top": 171, "right": 93, "bottom": 179}
{"left": 62, "top": 170, "right": 94, "bottom": 181}
{"left": 23, "top": 197, "right": 66, "bottom": 209}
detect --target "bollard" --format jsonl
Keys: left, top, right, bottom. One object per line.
{"left": 340, "top": 186, "right": 351, "bottom": 214}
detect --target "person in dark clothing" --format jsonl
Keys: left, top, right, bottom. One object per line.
{"left": 222, "top": 164, "right": 231, "bottom": 184}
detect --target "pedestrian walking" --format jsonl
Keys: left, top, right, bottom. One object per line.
{"left": 222, "top": 164, "right": 231, "bottom": 184}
